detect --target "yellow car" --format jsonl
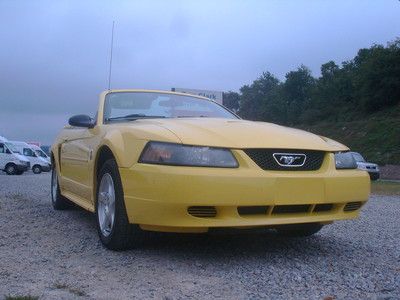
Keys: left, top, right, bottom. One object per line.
{"left": 51, "top": 89, "right": 370, "bottom": 250}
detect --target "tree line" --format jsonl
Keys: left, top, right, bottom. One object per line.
{"left": 223, "top": 39, "right": 400, "bottom": 126}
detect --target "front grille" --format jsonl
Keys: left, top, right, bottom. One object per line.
{"left": 313, "top": 203, "right": 333, "bottom": 212}
{"left": 343, "top": 201, "right": 363, "bottom": 212}
{"left": 238, "top": 206, "right": 269, "bottom": 216}
{"left": 188, "top": 206, "right": 217, "bottom": 218}
{"left": 244, "top": 149, "right": 325, "bottom": 171}
{"left": 272, "top": 204, "right": 311, "bottom": 214}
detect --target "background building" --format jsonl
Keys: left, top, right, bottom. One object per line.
{"left": 171, "top": 88, "right": 223, "bottom": 105}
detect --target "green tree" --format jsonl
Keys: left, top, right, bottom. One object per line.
{"left": 234, "top": 38, "right": 400, "bottom": 125}
{"left": 238, "top": 72, "right": 280, "bottom": 121}
{"left": 281, "top": 65, "right": 315, "bottom": 124}
{"left": 223, "top": 91, "right": 240, "bottom": 112}
{"left": 352, "top": 40, "right": 400, "bottom": 112}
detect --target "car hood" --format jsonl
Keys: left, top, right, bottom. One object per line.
{"left": 130, "top": 118, "right": 348, "bottom": 151}
{"left": 357, "top": 162, "right": 378, "bottom": 167}
{"left": 38, "top": 157, "right": 49, "bottom": 164}
{"left": 15, "top": 154, "right": 29, "bottom": 162}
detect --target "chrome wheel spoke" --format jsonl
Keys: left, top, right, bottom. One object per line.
{"left": 51, "top": 171, "right": 57, "bottom": 202}
{"left": 101, "top": 214, "right": 108, "bottom": 232}
{"left": 97, "top": 173, "right": 116, "bottom": 237}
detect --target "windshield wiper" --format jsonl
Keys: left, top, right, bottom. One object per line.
{"left": 106, "top": 114, "right": 167, "bottom": 122}
{"left": 176, "top": 115, "right": 209, "bottom": 118}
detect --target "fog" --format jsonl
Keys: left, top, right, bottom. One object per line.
{"left": 0, "top": 0, "right": 399, "bottom": 144}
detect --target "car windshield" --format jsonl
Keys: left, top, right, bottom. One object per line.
{"left": 35, "top": 149, "right": 47, "bottom": 158}
{"left": 104, "top": 92, "right": 238, "bottom": 123}
{"left": 5, "top": 143, "right": 20, "bottom": 154}
{"left": 352, "top": 152, "right": 365, "bottom": 162}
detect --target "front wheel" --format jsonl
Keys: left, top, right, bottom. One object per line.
{"left": 96, "top": 159, "right": 143, "bottom": 250}
{"left": 5, "top": 163, "right": 16, "bottom": 175}
{"left": 51, "top": 167, "right": 71, "bottom": 210}
{"left": 32, "top": 165, "right": 42, "bottom": 174}
{"left": 275, "top": 223, "right": 323, "bottom": 237}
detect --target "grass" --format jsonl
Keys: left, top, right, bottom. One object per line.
{"left": 4, "top": 296, "right": 39, "bottom": 300}
{"left": 53, "top": 282, "right": 86, "bottom": 297}
{"left": 371, "top": 180, "right": 400, "bottom": 196}
{"left": 298, "top": 105, "right": 400, "bottom": 165}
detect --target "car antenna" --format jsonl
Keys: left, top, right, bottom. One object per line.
{"left": 107, "top": 21, "right": 115, "bottom": 90}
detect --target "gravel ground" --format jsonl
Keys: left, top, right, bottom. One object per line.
{"left": 0, "top": 173, "right": 399, "bottom": 300}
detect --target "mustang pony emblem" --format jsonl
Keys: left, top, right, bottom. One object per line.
{"left": 273, "top": 153, "right": 307, "bottom": 167}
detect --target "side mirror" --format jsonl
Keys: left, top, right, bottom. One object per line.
{"left": 69, "top": 115, "right": 95, "bottom": 128}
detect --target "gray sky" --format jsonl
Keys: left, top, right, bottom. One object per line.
{"left": 0, "top": 0, "right": 399, "bottom": 145}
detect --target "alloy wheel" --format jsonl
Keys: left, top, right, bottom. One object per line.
{"left": 97, "top": 173, "right": 116, "bottom": 237}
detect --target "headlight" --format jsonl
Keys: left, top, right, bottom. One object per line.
{"left": 334, "top": 152, "right": 357, "bottom": 169}
{"left": 139, "top": 142, "right": 238, "bottom": 168}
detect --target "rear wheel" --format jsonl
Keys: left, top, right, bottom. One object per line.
{"left": 32, "top": 165, "right": 42, "bottom": 174}
{"left": 5, "top": 163, "right": 16, "bottom": 175}
{"left": 96, "top": 159, "right": 143, "bottom": 250}
{"left": 51, "top": 167, "right": 71, "bottom": 210}
{"left": 275, "top": 223, "right": 323, "bottom": 237}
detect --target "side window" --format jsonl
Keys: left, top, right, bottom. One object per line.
{"left": 0, "top": 143, "right": 4, "bottom": 154}
{"left": 23, "top": 148, "right": 35, "bottom": 157}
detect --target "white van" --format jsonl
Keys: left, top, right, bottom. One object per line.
{"left": 8, "top": 141, "right": 51, "bottom": 174}
{"left": 0, "top": 142, "right": 30, "bottom": 175}
{"left": 29, "top": 144, "right": 51, "bottom": 165}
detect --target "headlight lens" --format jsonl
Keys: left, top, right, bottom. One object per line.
{"left": 139, "top": 142, "right": 238, "bottom": 168}
{"left": 335, "top": 152, "right": 357, "bottom": 169}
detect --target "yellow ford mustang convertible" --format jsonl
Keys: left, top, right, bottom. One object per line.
{"left": 51, "top": 90, "right": 370, "bottom": 250}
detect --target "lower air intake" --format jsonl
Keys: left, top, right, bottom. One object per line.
{"left": 188, "top": 206, "right": 217, "bottom": 218}
{"left": 313, "top": 203, "right": 333, "bottom": 212}
{"left": 272, "top": 204, "right": 311, "bottom": 214}
{"left": 343, "top": 201, "right": 363, "bottom": 212}
{"left": 238, "top": 206, "right": 269, "bottom": 216}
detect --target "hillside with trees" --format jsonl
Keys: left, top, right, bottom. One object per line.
{"left": 223, "top": 39, "right": 400, "bottom": 165}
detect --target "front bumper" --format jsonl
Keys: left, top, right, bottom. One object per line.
{"left": 120, "top": 152, "right": 370, "bottom": 233}
{"left": 41, "top": 165, "right": 52, "bottom": 172}
{"left": 368, "top": 172, "right": 380, "bottom": 180}
{"left": 16, "top": 164, "right": 29, "bottom": 172}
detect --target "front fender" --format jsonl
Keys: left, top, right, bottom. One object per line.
{"left": 100, "top": 130, "right": 148, "bottom": 168}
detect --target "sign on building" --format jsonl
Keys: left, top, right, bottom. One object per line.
{"left": 172, "top": 88, "right": 223, "bottom": 105}
{"left": 27, "top": 141, "right": 41, "bottom": 147}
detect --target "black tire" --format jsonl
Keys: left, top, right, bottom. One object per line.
{"left": 96, "top": 158, "right": 143, "bottom": 250}
{"left": 51, "top": 167, "right": 72, "bottom": 210}
{"left": 5, "top": 163, "right": 16, "bottom": 175}
{"left": 32, "top": 165, "right": 42, "bottom": 174}
{"left": 369, "top": 173, "right": 380, "bottom": 181}
{"left": 275, "top": 223, "right": 323, "bottom": 237}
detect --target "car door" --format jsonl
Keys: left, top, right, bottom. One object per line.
{"left": 60, "top": 128, "right": 96, "bottom": 203}
{"left": 22, "top": 147, "right": 37, "bottom": 167}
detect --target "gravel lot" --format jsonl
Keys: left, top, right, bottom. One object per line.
{"left": 0, "top": 173, "right": 399, "bottom": 300}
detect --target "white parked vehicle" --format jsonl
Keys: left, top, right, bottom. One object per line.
{"left": 351, "top": 152, "right": 380, "bottom": 181}
{"left": 8, "top": 141, "right": 51, "bottom": 174}
{"left": 29, "top": 144, "right": 51, "bottom": 165}
{"left": 0, "top": 142, "right": 30, "bottom": 175}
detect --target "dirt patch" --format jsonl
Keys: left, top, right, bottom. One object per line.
{"left": 380, "top": 164, "right": 400, "bottom": 180}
